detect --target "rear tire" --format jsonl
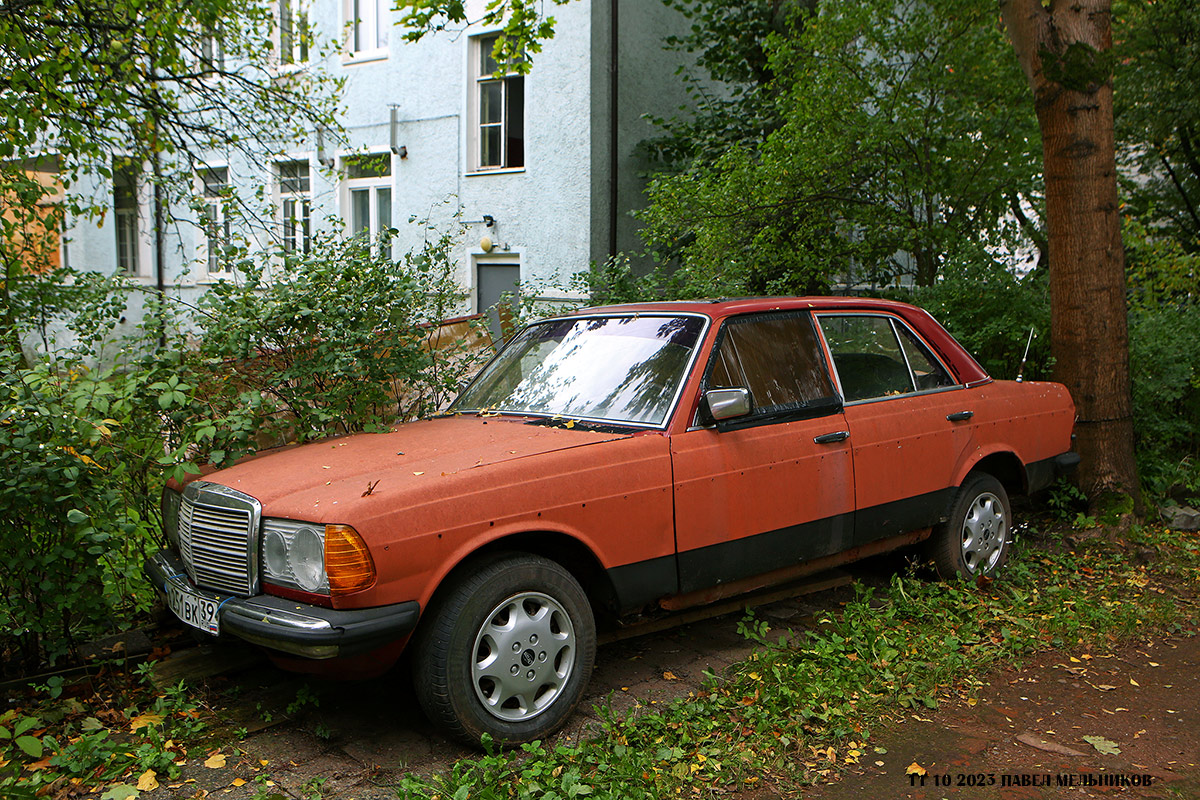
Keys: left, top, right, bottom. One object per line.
{"left": 929, "top": 473, "right": 1011, "bottom": 579}
{"left": 412, "top": 553, "right": 596, "bottom": 747}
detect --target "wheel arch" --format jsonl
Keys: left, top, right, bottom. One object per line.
{"left": 418, "top": 530, "right": 618, "bottom": 628}
{"left": 960, "top": 450, "right": 1027, "bottom": 497}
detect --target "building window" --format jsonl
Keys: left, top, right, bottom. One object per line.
{"left": 474, "top": 34, "right": 524, "bottom": 170}
{"left": 280, "top": 0, "right": 310, "bottom": 64}
{"left": 200, "top": 167, "right": 231, "bottom": 275}
{"left": 341, "top": 153, "right": 392, "bottom": 248}
{"left": 278, "top": 160, "right": 311, "bottom": 254}
{"left": 4, "top": 156, "right": 65, "bottom": 275}
{"left": 344, "top": 0, "right": 387, "bottom": 57}
{"left": 200, "top": 27, "right": 225, "bottom": 74}
{"left": 113, "top": 159, "right": 140, "bottom": 275}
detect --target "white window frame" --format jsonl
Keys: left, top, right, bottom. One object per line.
{"left": 340, "top": 151, "right": 393, "bottom": 254}
{"left": 279, "top": 0, "right": 312, "bottom": 65}
{"left": 277, "top": 159, "right": 312, "bottom": 255}
{"left": 111, "top": 157, "right": 152, "bottom": 279}
{"left": 469, "top": 32, "right": 525, "bottom": 173}
{"left": 197, "top": 165, "right": 233, "bottom": 279}
{"left": 342, "top": 0, "right": 388, "bottom": 62}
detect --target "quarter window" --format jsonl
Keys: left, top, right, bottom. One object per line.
{"left": 474, "top": 34, "right": 524, "bottom": 170}
{"left": 819, "top": 315, "right": 954, "bottom": 402}
{"left": 707, "top": 312, "right": 837, "bottom": 418}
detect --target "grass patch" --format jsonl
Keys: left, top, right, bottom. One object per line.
{"left": 2, "top": 525, "right": 1196, "bottom": 798}
{"left": 396, "top": 525, "right": 1200, "bottom": 799}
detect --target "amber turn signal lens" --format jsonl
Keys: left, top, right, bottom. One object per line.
{"left": 324, "top": 525, "right": 376, "bottom": 594}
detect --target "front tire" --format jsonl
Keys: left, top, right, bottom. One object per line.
{"left": 929, "top": 473, "right": 1011, "bottom": 579}
{"left": 412, "top": 553, "right": 596, "bottom": 747}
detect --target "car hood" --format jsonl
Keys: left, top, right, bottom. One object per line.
{"left": 198, "top": 415, "right": 634, "bottom": 522}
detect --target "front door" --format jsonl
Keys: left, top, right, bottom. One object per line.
{"left": 671, "top": 311, "right": 855, "bottom": 593}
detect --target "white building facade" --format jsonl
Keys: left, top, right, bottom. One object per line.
{"left": 57, "top": 0, "right": 695, "bottom": 341}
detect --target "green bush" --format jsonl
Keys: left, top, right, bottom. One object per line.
{"left": 0, "top": 357, "right": 163, "bottom": 677}
{"left": 187, "top": 226, "right": 485, "bottom": 468}
{"left": 0, "top": 223, "right": 482, "bottom": 676}
{"left": 904, "top": 260, "right": 1052, "bottom": 382}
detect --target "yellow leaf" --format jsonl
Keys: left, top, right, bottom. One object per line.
{"left": 204, "top": 752, "right": 227, "bottom": 769}
{"left": 232, "top": 778, "right": 246, "bottom": 787}
{"left": 259, "top": 759, "right": 269, "bottom": 766}
{"left": 1070, "top": 656, "right": 1081, "bottom": 663}
{"left": 130, "top": 713, "right": 165, "bottom": 732}
{"left": 1130, "top": 678, "right": 1140, "bottom": 686}
{"left": 413, "top": 471, "right": 425, "bottom": 476}
{"left": 137, "top": 769, "right": 159, "bottom": 791}
{"left": 663, "top": 671, "right": 678, "bottom": 681}
{"left": 906, "top": 762, "right": 927, "bottom": 776}
{"left": 565, "top": 420, "right": 575, "bottom": 428}
{"left": 748, "top": 672, "right": 761, "bottom": 681}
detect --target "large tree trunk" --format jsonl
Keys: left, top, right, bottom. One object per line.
{"left": 1001, "top": 0, "right": 1140, "bottom": 511}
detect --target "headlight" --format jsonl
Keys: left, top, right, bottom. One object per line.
{"left": 290, "top": 527, "right": 325, "bottom": 592}
{"left": 260, "top": 520, "right": 376, "bottom": 596}
{"left": 161, "top": 487, "right": 182, "bottom": 549}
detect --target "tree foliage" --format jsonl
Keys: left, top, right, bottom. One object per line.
{"left": 638, "top": 0, "right": 1042, "bottom": 297}
{"left": 1115, "top": 0, "right": 1200, "bottom": 251}
{"left": 0, "top": 0, "right": 342, "bottom": 357}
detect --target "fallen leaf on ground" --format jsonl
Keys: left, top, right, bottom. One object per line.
{"left": 662, "top": 671, "right": 678, "bottom": 680}
{"left": 1016, "top": 732, "right": 1085, "bottom": 757}
{"left": 136, "top": 770, "right": 159, "bottom": 791}
{"left": 100, "top": 786, "right": 139, "bottom": 800}
{"left": 906, "top": 762, "right": 927, "bottom": 776}
{"left": 129, "top": 713, "right": 164, "bottom": 732}
{"left": 204, "top": 752, "right": 227, "bottom": 769}
{"left": 1083, "top": 735, "right": 1121, "bottom": 756}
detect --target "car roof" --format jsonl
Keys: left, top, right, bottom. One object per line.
{"left": 571, "top": 296, "right": 922, "bottom": 319}
{"left": 559, "top": 296, "right": 991, "bottom": 385}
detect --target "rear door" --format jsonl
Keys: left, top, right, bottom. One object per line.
{"left": 671, "top": 311, "right": 855, "bottom": 592}
{"left": 815, "top": 313, "right": 976, "bottom": 545}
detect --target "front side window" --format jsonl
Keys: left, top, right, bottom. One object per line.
{"left": 199, "top": 167, "right": 231, "bottom": 276}
{"left": 344, "top": 0, "right": 387, "bottom": 57}
{"left": 113, "top": 158, "right": 139, "bottom": 275}
{"left": 341, "top": 153, "right": 392, "bottom": 249}
{"left": 474, "top": 34, "right": 524, "bottom": 170}
{"left": 452, "top": 315, "right": 705, "bottom": 426}
{"left": 819, "top": 314, "right": 954, "bottom": 402}
{"left": 278, "top": 160, "right": 311, "bottom": 254}
{"left": 706, "top": 312, "right": 837, "bottom": 419}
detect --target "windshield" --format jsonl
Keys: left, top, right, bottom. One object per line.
{"left": 452, "top": 315, "right": 706, "bottom": 426}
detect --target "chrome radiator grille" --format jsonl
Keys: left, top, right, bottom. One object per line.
{"left": 178, "top": 481, "right": 261, "bottom": 596}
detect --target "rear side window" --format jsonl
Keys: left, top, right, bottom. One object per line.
{"left": 707, "top": 312, "right": 837, "bottom": 417}
{"left": 819, "top": 315, "right": 954, "bottom": 402}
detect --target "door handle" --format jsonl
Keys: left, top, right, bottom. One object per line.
{"left": 814, "top": 430, "right": 850, "bottom": 444}
{"left": 946, "top": 410, "right": 974, "bottom": 422}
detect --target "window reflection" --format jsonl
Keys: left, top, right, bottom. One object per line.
{"left": 452, "top": 316, "right": 704, "bottom": 425}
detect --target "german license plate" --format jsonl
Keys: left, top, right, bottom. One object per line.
{"left": 166, "top": 581, "right": 221, "bottom": 635}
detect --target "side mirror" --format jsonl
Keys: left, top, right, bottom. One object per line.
{"left": 705, "top": 387, "right": 752, "bottom": 422}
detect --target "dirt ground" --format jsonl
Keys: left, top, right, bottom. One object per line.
{"left": 144, "top": 561, "right": 1199, "bottom": 800}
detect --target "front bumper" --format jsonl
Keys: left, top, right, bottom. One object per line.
{"left": 145, "top": 549, "right": 420, "bottom": 659}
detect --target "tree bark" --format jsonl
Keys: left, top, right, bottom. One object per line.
{"left": 1000, "top": 0, "right": 1140, "bottom": 508}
